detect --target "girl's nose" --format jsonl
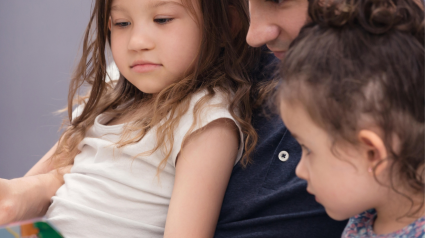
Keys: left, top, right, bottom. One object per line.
{"left": 128, "top": 26, "right": 155, "bottom": 51}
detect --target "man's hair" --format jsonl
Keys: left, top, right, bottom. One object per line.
{"left": 278, "top": 0, "right": 424, "bottom": 216}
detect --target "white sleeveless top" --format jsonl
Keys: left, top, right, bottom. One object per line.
{"left": 46, "top": 90, "right": 244, "bottom": 238}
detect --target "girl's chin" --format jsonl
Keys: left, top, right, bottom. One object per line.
{"left": 325, "top": 208, "right": 352, "bottom": 221}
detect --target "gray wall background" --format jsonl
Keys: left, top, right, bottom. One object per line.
{"left": 0, "top": 1, "right": 93, "bottom": 179}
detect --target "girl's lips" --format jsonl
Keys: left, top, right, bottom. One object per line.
{"left": 131, "top": 64, "right": 161, "bottom": 73}
{"left": 306, "top": 189, "right": 320, "bottom": 203}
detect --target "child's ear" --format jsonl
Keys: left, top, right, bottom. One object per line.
{"left": 108, "top": 17, "right": 112, "bottom": 31}
{"left": 358, "top": 130, "right": 388, "bottom": 175}
{"left": 228, "top": 5, "right": 242, "bottom": 39}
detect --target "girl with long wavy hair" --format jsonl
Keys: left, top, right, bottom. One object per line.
{"left": 0, "top": 0, "right": 261, "bottom": 237}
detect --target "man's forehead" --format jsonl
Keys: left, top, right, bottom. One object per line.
{"left": 247, "top": 0, "right": 265, "bottom": 4}
{"left": 247, "top": 0, "right": 266, "bottom": 5}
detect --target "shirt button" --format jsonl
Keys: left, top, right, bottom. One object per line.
{"left": 278, "top": 151, "right": 289, "bottom": 162}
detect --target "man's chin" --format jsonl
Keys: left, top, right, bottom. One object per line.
{"left": 272, "top": 51, "right": 286, "bottom": 60}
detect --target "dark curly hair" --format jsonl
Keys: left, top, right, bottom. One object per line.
{"left": 278, "top": 0, "right": 424, "bottom": 217}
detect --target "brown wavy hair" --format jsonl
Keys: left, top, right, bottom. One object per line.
{"left": 51, "top": 0, "right": 261, "bottom": 171}
{"left": 278, "top": 0, "right": 424, "bottom": 216}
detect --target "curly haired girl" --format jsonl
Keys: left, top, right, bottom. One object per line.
{"left": 277, "top": 0, "right": 424, "bottom": 236}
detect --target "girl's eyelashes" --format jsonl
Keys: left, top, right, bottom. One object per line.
{"left": 110, "top": 17, "right": 174, "bottom": 28}
{"left": 300, "top": 144, "right": 311, "bottom": 156}
{"left": 114, "top": 21, "right": 131, "bottom": 28}
{"left": 154, "top": 18, "right": 174, "bottom": 24}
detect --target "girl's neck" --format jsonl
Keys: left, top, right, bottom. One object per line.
{"left": 373, "top": 191, "right": 424, "bottom": 235}
{"left": 106, "top": 102, "right": 151, "bottom": 126}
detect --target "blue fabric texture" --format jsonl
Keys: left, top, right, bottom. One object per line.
{"left": 214, "top": 51, "right": 348, "bottom": 237}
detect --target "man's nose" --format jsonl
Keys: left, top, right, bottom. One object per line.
{"left": 246, "top": 16, "right": 280, "bottom": 48}
{"left": 128, "top": 26, "right": 155, "bottom": 51}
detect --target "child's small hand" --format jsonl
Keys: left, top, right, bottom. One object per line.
{"left": 0, "top": 165, "right": 72, "bottom": 225}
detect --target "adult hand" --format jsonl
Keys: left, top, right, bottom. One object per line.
{"left": 0, "top": 165, "right": 72, "bottom": 225}
{"left": 0, "top": 177, "right": 41, "bottom": 225}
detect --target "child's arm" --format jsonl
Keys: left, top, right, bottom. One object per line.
{"left": 164, "top": 118, "right": 240, "bottom": 238}
{"left": 0, "top": 166, "right": 71, "bottom": 225}
{"left": 25, "top": 142, "right": 59, "bottom": 177}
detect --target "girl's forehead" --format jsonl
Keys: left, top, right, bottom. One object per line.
{"left": 111, "top": 0, "right": 186, "bottom": 8}
{"left": 110, "top": 0, "right": 201, "bottom": 24}
{"left": 110, "top": 0, "right": 200, "bottom": 17}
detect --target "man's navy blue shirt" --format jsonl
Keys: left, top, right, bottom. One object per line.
{"left": 214, "top": 52, "right": 348, "bottom": 237}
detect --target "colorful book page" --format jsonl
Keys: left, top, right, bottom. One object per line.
{"left": 0, "top": 217, "right": 63, "bottom": 238}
